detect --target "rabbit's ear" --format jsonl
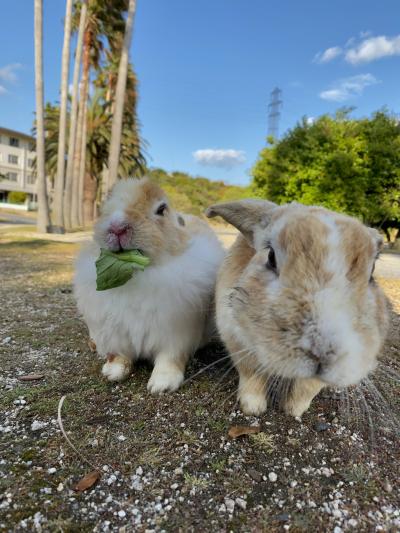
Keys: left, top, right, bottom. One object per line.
{"left": 206, "top": 199, "right": 277, "bottom": 245}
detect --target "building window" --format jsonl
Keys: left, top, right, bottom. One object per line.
{"left": 6, "top": 172, "right": 18, "bottom": 182}
{"left": 9, "top": 137, "right": 20, "bottom": 147}
{"left": 8, "top": 154, "right": 19, "bottom": 165}
{"left": 27, "top": 174, "right": 36, "bottom": 185}
{"left": 28, "top": 158, "right": 34, "bottom": 168}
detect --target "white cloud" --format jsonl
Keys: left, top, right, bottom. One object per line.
{"left": 306, "top": 116, "right": 315, "bottom": 125}
{"left": 314, "top": 46, "right": 342, "bottom": 64}
{"left": 319, "top": 74, "right": 379, "bottom": 102}
{"left": 0, "top": 85, "right": 7, "bottom": 95}
{"left": 0, "top": 63, "right": 22, "bottom": 83}
{"left": 345, "top": 35, "right": 400, "bottom": 64}
{"left": 193, "top": 149, "right": 246, "bottom": 169}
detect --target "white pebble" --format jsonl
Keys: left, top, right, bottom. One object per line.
{"left": 118, "top": 510, "right": 126, "bottom": 518}
{"left": 136, "top": 466, "right": 143, "bottom": 476}
{"left": 57, "top": 483, "right": 64, "bottom": 492}
{"left": 117, "top": 435, "right": 127, "bottom": 442}
{"left": 31, "top": 420, "right": 47, "bottom": 432}
{"left": 171, "top": 483, "right": 179, "bottom": 490}
{"left": 224, "top": 498, "right": 235, "bottom": 513}
{"left": 268, "top": 472, "right": 278, "bottom": 482}
{"left": 235, "top": 497, "right": 247, "bottom": 510}
{"left": 48, "top": 467, "right": 56, "bottom": 474}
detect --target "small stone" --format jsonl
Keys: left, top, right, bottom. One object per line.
{"left": 31, "top": 420, "right": 47, "bottom": 432}
{"left": 268, "top": 472, "right": 278, "bottom": 482}
{"left": 276, "top": 513, "right": 289, "bottom": 522}
{"left": 224, "top": 498, "right": 235, "bottom": 513}
{"left": 218, "top": 503, "right": 226, "bottom": 513}
{"left": 174, "top": 467, "right": 183, "bottom": 476}
{"left": 171, "top": 483, "right": 179, "bottom": 490}
{"left": 2, "top": 337, "right": 11, "bottom": 345}
{"left": 235, "top": 497, "right": 247, "bottom": 510}
{"left": 136, "top": 466, "right": 143, "bottom": 476}
{"left": 383, "top": 479, "right": 393, "bottom": 493}
{"left": 348, "top": 519, "right": 358, "bottom": 527}
{"left": 290, "top": 480, "right": 297, "bottom": 488}
{"left": 314, "top": 422, "right": 329, "bottom": 432}
{"left": 333, "top": 527, "right": 343, "bottom": 533}
{"left": 47, "top": 467, "right": 56, "bottom": 474}
{"left": 247, "top": 468, "right": 263, "bottom": 482}
{"left": 117, "top": 435, "right": 127, "bottom": 442}
{"left": 118, "top": 510, "right": 126, "bottom": 518}
{"left": 57, "top": 483, "right": 64, "bottom": 492}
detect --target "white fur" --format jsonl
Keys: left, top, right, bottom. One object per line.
{"left": 102, "top": 356, "right": 131, "bottom": 382}
{"left": 74, "top": 226, "right": 224, "bottom": 388}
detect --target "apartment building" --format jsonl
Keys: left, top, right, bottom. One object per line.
{"left": 0, "top": 127, "right": 37, "bottom": 207}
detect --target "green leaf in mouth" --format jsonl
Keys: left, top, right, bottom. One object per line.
{"left": 95, "top": 248, "right": 150, "bottom": 291}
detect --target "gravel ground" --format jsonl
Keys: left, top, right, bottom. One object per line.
{"left": 0, "top": 230, "right": 399, "bottom": 532}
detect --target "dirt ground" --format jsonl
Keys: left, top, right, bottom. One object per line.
{"left": 0, "top": 228, "right": 399, "bottom": 532}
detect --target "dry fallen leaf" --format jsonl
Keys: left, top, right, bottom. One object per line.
{"left": 228, "top": 425, "right": 261, "bottom": 439}
{"left": 74, "top": 470, "right": 101, "bottom": 492}
{"left": 18, "top": 374, "right": 45, "bottom": 382}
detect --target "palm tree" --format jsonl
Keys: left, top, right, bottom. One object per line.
{"left": 39, "top": 90, "right": 145, "bottom": 214}
{"left": 34, "top": 0, "right": 51, "bottom": 233}
{"left": 69, "top": 0, "right": 128, "bottom": 226}
{"left": 64, "top": 0, "right": 87, "bottom": 229}
{"left": 53, "top": 0, "right": 73, "bottom": 232}
{"left": 107, "top": 0, "right": 137, "bottom": 191}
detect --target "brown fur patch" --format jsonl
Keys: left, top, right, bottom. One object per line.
{"left": 278, "top": 215, "right": 332, "bottom": 286}
{"left": 336, "top": 219, "right": 375, "bottom": 283}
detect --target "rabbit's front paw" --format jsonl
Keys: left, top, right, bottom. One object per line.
{"left": 239, "top": 391, "right": 267, "bottom": 416}
{"left": 147, "top": 365, "right": 184, "bottom": 394}
{"left": 102, "top": 354, "right": 131, "bottom": 382}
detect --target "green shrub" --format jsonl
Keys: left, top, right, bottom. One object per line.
{"left": 8, "top": 191, "right": 27, "bottom": 204}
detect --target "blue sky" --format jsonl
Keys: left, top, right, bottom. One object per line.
{"left": 0, "top": 0, "right": 399, "bottom": 185}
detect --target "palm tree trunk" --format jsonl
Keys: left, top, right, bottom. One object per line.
{"left": 107, "top": 0, "right": 137, "bottom": 191}
{"left": 34, "top": 0, "right": 51, "bottom": 233}
{"left": 63, "top": 0, "right": 87, "bottom": 230}
{"left": 83, "top": 172, "right": 97, "bottom": 225}
{"left": 71, "top": 27, "right": 91, "bottom": 227}
{"left": 53, "top": 0, "right": 73, "bottom": 232}
{"left": 78, "top": 101, "right": 88, "bottom": 224}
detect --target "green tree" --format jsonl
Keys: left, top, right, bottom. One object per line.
{"left": 252, "top": 109, "right": 400, "bottom": 242}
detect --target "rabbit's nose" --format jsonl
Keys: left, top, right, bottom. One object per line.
{"left": 109, "top": 221, "right": 131, "bottom": 237}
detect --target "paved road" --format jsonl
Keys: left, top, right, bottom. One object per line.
{"left": 0, "top": 212, "right": 36, "bottom": 225}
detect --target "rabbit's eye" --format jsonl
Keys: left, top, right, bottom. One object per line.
{"left": 265, "top": 246, "right": 278, "bottom": 274}
{"left": 156, "top": 203, "right": 168, "bottom": 216}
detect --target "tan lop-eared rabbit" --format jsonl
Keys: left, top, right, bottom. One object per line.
{"left": 207, "top": 199, "right": 389, "bottom": 417}
{"left": 74, "top": 178, "right": 224, "bottom": 393}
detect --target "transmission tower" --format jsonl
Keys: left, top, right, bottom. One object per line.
{"left": 267, "top": 87, "right": 282, "bottom": 140}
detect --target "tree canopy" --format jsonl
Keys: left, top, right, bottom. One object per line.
{"left": 252, "top": 109, "right": 400, "bottom": 240}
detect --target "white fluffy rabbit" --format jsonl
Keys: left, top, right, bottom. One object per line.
{"left": 207, "top": 199, "right": 389, "bottom": 417}
{"left": 74, "top": 178, "right": 224, "bottom": 393}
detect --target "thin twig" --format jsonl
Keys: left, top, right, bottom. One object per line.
{"left": 57, "top": 395, "right": 100, "bottom": 472}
